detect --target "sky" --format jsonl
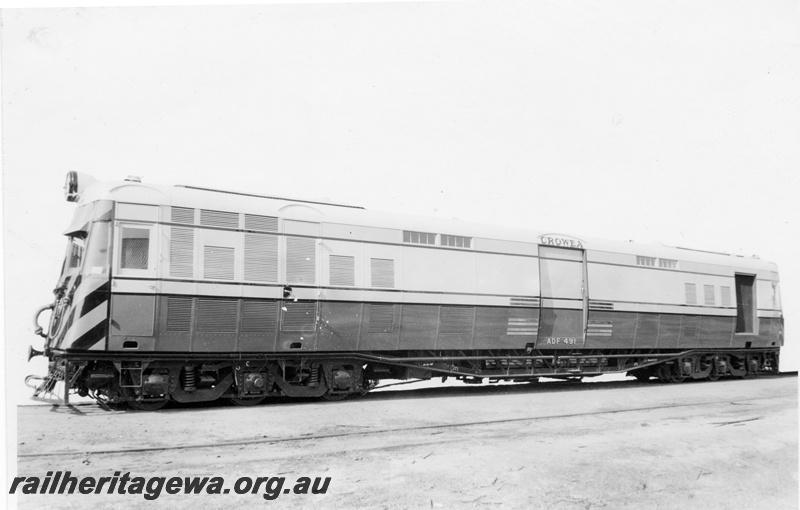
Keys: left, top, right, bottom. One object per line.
{"left": 2, "top": 0, "right": 798, "bottom": 414}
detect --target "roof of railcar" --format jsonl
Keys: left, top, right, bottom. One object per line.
{"left": 79, "top": 179, "right": 778, "bottom": 273}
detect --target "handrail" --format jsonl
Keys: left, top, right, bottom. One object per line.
{"left": 33, "top": 302, "right": 55, "bottom": 338}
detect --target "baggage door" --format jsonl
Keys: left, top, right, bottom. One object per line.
{"left": 537, "top": 245, "right": 587, "bottom": 349}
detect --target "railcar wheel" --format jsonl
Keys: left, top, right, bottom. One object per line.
{"left": 128, "top": 399, "right": 168, "bottom": 411}
{"left": 667, "top": 373, "right": 686, "bottom": 384}
{"left": 228, "top": 396, "right": 267, "bottom": 406}
{"left": 657, "top": 364, "right": 685, "bottom": 384}
{"left": 320, "top": 391, "right": 350, "bottom": 402}
{"left": 706, "top": 370, "right": 720, "bottom": 382}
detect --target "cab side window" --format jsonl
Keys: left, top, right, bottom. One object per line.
{"left": 121, "top": 227, "right": 150, "bottom": 269}
{"left": 117, "top": 224, "right": 156, "bottom": 276}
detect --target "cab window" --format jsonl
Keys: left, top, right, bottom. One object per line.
{"left": 67, "top": 239, "right": 84, "bottom": 269}
{"left": 117, "top": 224, "right": 156, "bottom": 276}
{"left": 121, "top": 227, "right": 150, "bottom": 269}
{"left": 82, "top": 222, "right": 111, "bottom": 276}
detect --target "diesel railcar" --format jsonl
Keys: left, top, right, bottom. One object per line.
{"left": 27, "top": 173, "right": 783, "bottom": 409}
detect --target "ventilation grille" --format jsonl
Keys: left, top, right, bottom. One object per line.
{"left": 403, "top": 231, "right": 436, "bottom": 245}
{"left": 241, "top": 301, "right": 278, "bottom": 333}
{"left": 440, "top": 234, "right": 471, "bottom": 248}
{"left": 245, "top": 214, "right": 278, "bottom": 232}
{"left": 506, "top": 316, "right": 539, "bottom": 336}
{"left": 368, "top": 304, "right": 395, "bottom": 333}
{"left": 589, "top": 301, "right": 614, "bottom": 310}
{"left": 281, "top": 301, "right": 317, "bottom": 332}
{"left": 704, "top": 285, "right": 715, "bottom": 306}
{"left": 587, "top": 320, "right": 613, "bottom": 337}
{"left": 510, "top": 297, "right": 540, "bottom": 307}
{"left": 685, "top": 283, "right": 697, "bottom": 305}
{"left": 196, "top": 299, "right": 238, "bottom": 332}
{"left": 171, "top": 207, "right": 195, "bottom": 224}
{"left": 440, "top": 306, "right": 474, "bottom": 335}
{"left": 286, "top": 237, "right": 316, "bottom": 284}
{"left": 244, "top": 234, "right": 278, "bottom": 282}
{"left": 371, "top": 258, "right": 395, "bottom": 288}
{"left": 637, "top": 314, "right": 659, "bottom": 339}
{"left": 636, "top": 256, "right": 656, "bottom": 267}
{"left": 201, "top": 209, "right": 238, "bottom": 229}
{"left": 166, "top": 297, "right": 193, "bottom": 332}
{"left": 721, "top": 286, "right": 732, "bottom": 307}
{"left": 170, "top": 227, "right": 195, "bottom": 278}
{"left": 204, "top": 246, "right": 235, "bottom": 280}
{"left": 659, "top": 258, "right": 678, "bottom": 269}
{"left": 682, "top": 315, "right": 699, "bottom": 341}
{"left": 330, "top": 255, "right": 355, "bottom": 286}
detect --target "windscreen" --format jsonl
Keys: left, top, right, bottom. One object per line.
{"left": 58, "top": 221, "right": 112, "bottom": 284}
{"left": 58, "top": 236, "right": 85, "bottom": 283}
{"left": 82, "top": 222, "right": 111, "bottom": 276}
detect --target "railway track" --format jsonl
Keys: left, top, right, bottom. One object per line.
{"left": 18, "top": 389, "right": 794, "bottom": 460}
{"left": 24, "top": 370, "right": 799, "bottom": 414}
{"left": 16, "top": 370, "right": 796, "bottom": 510}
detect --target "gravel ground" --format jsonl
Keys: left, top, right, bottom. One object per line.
{"left": 11, "top": 376, "right": 798, "bottom": 509}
